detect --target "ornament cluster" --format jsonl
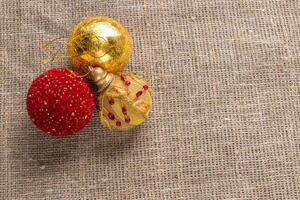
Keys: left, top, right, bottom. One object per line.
{"left": 27, "top": 16, "right": 152, "bottom": 136}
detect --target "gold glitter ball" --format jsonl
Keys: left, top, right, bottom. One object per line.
{"left": 67, "top": 16, "right": 132, "bottom": 73}
{"left": 99, "top": 72, "right": 152, "bottom": 131}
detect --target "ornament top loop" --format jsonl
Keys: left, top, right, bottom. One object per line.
{"left": 38, "top": 36, "right": 67, "bottom": 66}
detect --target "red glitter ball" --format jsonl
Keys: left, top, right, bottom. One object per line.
{"left": 26, "top": 68, "right": 95, "bottom": 137}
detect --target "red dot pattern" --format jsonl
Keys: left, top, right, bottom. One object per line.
{"left": 108, "top": 112, "right": 115, "bottom": 120}
{"left": 116, "top": 121, "right": 121, "bottom": 127}
{"left": 136, "top": 91, "right": 143, "bottom": 97}
{"left": 26, "top": 68, "right": 95, "bottom": 136}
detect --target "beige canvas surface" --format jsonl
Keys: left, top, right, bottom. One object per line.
{"left": 1, "top": 0, "right": 300, "bottom": 199}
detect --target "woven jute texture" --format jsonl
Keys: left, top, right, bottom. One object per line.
{"left": 1, "top": 0, "right": 300, "bottom": 199}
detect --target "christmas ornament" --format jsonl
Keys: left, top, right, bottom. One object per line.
{"left": 66, "top": 16, "right": 153, "bottom": 131}
{"left": 27, "top": 68, "right": 95, "bottom": 136}
{"left": 67, "top": 16, "right": 132, "bottom": 74}
{"left": 89, "top": 67, "right": 152, "bottom": 131}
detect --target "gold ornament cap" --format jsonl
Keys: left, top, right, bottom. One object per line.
{"left": 89, "top": 67, "right": 114, "bottom": 92}
{"left": 67, "top": 16, "right": 132, "bottom": 74}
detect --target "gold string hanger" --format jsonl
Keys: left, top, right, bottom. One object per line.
{"left": 38, "top": 36, "right": 92, "bottom": 78}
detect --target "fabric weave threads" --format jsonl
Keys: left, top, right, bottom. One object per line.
{"left": 1, "top": 0, "right": 300, "bottom": 199}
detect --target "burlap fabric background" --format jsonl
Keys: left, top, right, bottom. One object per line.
{"left": 1, "top": 0, "right": 300, "bottom": 199}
